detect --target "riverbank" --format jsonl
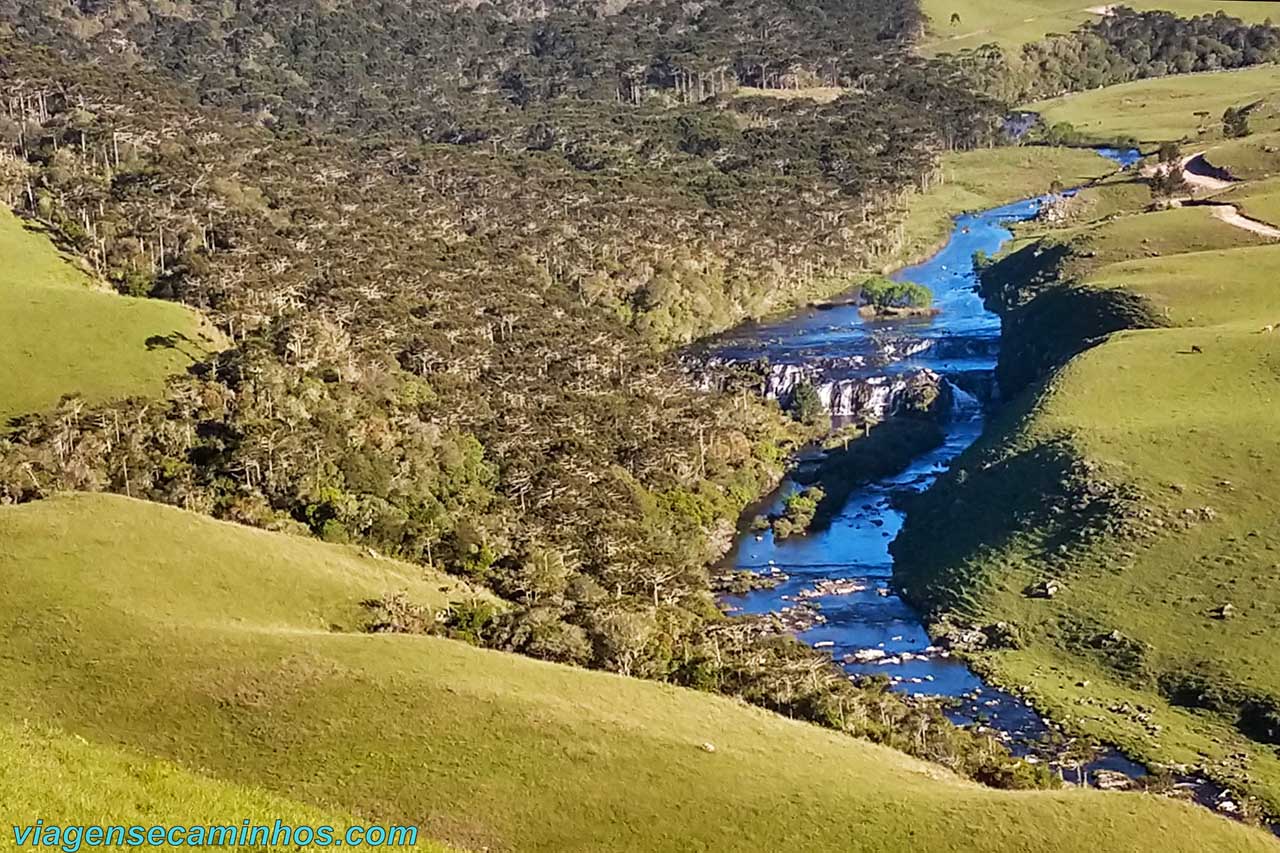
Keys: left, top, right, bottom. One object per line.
{"left": 684, "top": 145, "right": 1121, "bottom": 343}
{"left": 706, "top": 179, "right": 1152, "bottom": 778}
{"left": 893, "top": 146, "right": 1119, "bottom": 267}
{"left": 892, "top": 150, "right": 1280, "bottom": 823}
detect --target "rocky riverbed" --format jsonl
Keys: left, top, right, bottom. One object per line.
{"left": 699, "top": 167, "right": 1202, "bottom": 787}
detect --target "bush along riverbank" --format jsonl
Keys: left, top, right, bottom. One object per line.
{"left": 892, "top": 197, "right": 1280, "bottom": 825}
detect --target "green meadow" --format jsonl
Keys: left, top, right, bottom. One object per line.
{"left": 920, "top": 0, "right": 1279, "bottom": 56}
{"left": 0, "top": 493, "right": 1274, "bottom": 852}
{"left": 1205, "top": 131, "right": 1280, "bottom": 180}
{"left": 0, "top": 721, "right": 451, "bottom": 852}
{"left": 1221, "top": 176, "right": 1280, "bottom": 226}
{"left": 0, "top": 207, "right": 218, "bottom": 427}
{"left": 1025, "top": 65, "right": 1280, "bottom": 143}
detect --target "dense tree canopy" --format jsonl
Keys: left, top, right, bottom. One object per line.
{"left": 0, "top": 0, "right": 1039, "bottom": 784}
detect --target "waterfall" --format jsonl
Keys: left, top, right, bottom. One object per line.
{"left": 945, "top": 380, "right": 982, "bottom": 423}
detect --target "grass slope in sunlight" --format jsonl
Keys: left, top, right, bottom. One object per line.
{"left": 0, "top": 207, "right": 219, "bottom": 426}
{"left": 0, "top": 721, "right": 451, "bottom": 852}
{"left": 919, "top": 0, "right": 1279, "bottom": 56}
{"left": 896, "top": 172, "right": 1280, "bottom": 816}
{"left": 0, "top": 492, "right": 1274, "bottom": 852}
{"left": 1025, "top": 66, "right": 1280, "bottom": 143}
{"left": 1204, "top": 131, "right": 1280, "bottom": 180}
{"left": 996, "top": 239, "right": 1280, "bottom": 808}
{"left": 1221, "top": 175, "right": 1280, "bottom": 226}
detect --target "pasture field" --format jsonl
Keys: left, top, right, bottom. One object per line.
{"left": 920, "top": 0, "right": 1280, "bottom": 56}
{"left": 1025, "top": 66, "right": 1280, "bottom": 144}
{"left": 0, "top": 207, "right": 219, "bottom": 427}
{"left": 0, "top": 493, "right": 1272, "bottom": 852}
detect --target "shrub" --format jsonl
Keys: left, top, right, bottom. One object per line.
{"left": 858, "top": 275, "right": 932, "bottom": 311}
{"left": 773, "top": 486, "right": 824, "bottom": 538}
{"left": 1224, "top": 105, "right": 1251, "bottom": 139}
{"left": 442, "top": 598, "right": 499, "bottom": 645}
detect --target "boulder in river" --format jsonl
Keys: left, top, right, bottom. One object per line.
{"left": 797, "top": 578, "right": 868, "bottom": 599}
{"left": 846, "top": 648, "right": 888, "bottom": 664}
{"left": 1090, "top": 770, "right": 1136, "bottom": 792}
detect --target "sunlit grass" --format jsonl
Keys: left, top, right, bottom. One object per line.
{"left": 1024, "top": 66, "right": 1280, "bottom": 144}
{"left": 0, "top": 207, "right": 220, "bottom": 427}
{"left": 920, "top": 0, "right": 1279, "bottom": 56}
{"left": 1, "top": 492, "right": 1272, "bottom": 852}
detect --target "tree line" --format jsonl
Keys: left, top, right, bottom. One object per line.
{"left": 946, "top": 7, "right": 1280, "bottom": 104}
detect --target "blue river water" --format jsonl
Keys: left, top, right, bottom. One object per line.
{"left": 713, "top": 148, "right": 1148, "bottom": 779}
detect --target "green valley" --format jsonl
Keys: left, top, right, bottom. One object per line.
{"left": 4, "top": 0, "right": 1280, "bottom": 848}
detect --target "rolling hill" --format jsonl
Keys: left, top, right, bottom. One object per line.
{"left": 894, "top": 118, "right": 1280, "bottom": 817}
{"left": 0, "top": 207, "right": 219, "bottom": 429}
{"left": 1, "top": 492, "right": 1275, "bottom": 851}
{"left": 1024, "top": 65, "right": 1280, "bottom": 144}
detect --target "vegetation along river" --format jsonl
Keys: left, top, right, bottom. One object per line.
{"left": 709, "top": 147, "right": 1162, "bottom": 786}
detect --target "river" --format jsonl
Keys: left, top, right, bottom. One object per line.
{"left": 706, "top": 148, "right": 1152, "bottom": 783}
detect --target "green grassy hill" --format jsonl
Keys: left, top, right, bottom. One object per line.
{"left": 894, "top": 144, "right": 1280, "bottom": 816}
{"left": 920, "top": 0, "right": 1278, "bottom": 56}
{"left": 1222, "top": 177, "right": 1280, "bottom": 225}
{"left": 0, "top": 207, "right": 219, "bottom": 428}
{"left": 1, "top": 492, "right": 1274, "bottom": 851}
{"left": 1024, "top": 65, "right": 1280, "bottom": 143}
{"left": 1203, "top": 131, "right": 1280, "bottom": 180}
{"left": 0, "top": 720, "right": 451, "bottom": 852}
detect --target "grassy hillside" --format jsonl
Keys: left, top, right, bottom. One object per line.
{"left": 1, "top": 492, "right": 1274, "bottom": 852}
{"left": 1223, "top": 177, "right": 1280, "bottom": 225}
{"left": 1204, "top": 131, "right": 1280, "bottom": 179}
{"left": 0, "top": 720, "right": 450, "bottom": 852}
{"left": 1024, "top": 65, "right": 1280, "bottom": 143}
{"left": 0, "top": 207, "right": 219, "bottom": 427}
{"left": 920, "top": 0, "right": 1279, "bottom": 55}
{"left": 894, "top": 154, "right": 1280, "bottom": 815}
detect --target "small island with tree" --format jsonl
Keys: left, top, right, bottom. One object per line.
{"left": 856, "top": 275, "right": 936, "bottom": 320}
{"left": 772, "top": 486, "right": 826, "bottom": 538}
